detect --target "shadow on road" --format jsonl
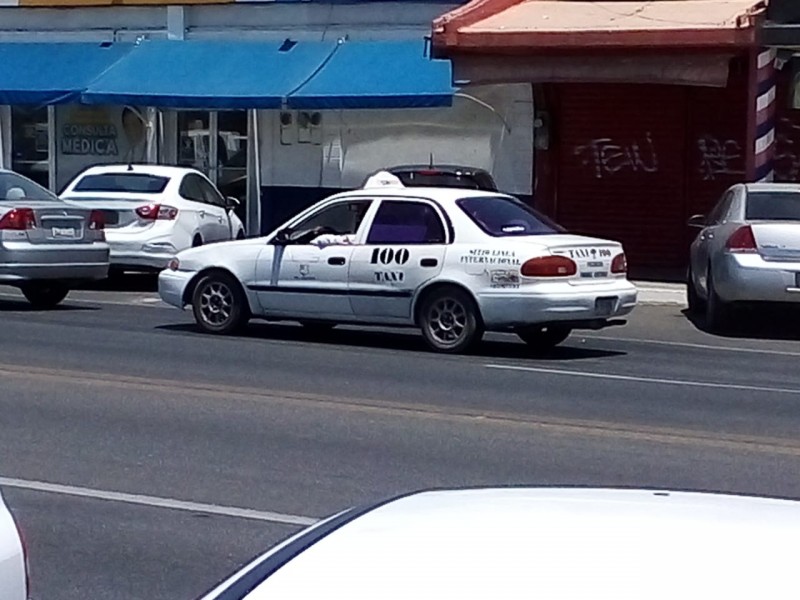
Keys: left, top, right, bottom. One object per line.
{"left": 156, "top": 322, "right": 626, "bottom": 361}
{"left": 0, "top": 298, "right": 98, "bottom": 312}
{"left": 78, "top": 273, "right": 158, "bottom": 293}
{"left": 683, "top": 308, "right": 800, "bottom": 342}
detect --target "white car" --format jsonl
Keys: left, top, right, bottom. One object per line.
{"left": 158, "top": 173, "right": 637, "bottom": 353}
{"left": 198, "top": 487, "right": 800, "bottom": 599}
{"left": 0, "top": 489, "right": 28, "bottom": 600}
{"left": 61, "top": 165, "right": 245, "bottom": 273}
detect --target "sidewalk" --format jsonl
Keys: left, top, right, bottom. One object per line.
{"left": 632, "top": 280, "right": 686, "bottom": 306}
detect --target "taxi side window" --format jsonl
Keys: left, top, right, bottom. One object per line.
{"left": 367, "top": 201, "right": 446, "bottom": 245}
{"left": 295, "top": 200, "right": 371, "bottom": 235}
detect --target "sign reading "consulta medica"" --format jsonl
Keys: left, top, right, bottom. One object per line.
{"left": 61, "top": 123, "right": 120, "bottom": 156}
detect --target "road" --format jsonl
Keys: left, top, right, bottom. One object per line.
{"left": 1, "top": 285, "right": 799, "bottom": 599}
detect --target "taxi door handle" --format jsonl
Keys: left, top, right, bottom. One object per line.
{"left": 420, "top": 258, "right": 438, "bottom": 268}
{"left": 328, "top": 256, "right": 346, "bottom": 266}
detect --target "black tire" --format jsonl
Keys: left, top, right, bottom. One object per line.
{"left": 299, "top": 320, "right": 336, "bottom": 335}
{"left": 191, "top": 272, "right": 249, "bottom": 335}
{"left": 686, "top": 266, "right": 704, "bottom": 314}
{"left": 21, "top": 282, "right": 69, "bottom": 309}
{"left": 418, "top": 287, "right": 484, "bottom": 354}
{"left": 516, "top": 325, "right": 572, "bottom": 352}
{"left": 192, "top": 235, "right": 203, "bottom": 248}
{"left": 705, "top": 269, "right": 731, "bottom": 332}
{"left": 236, "top": 230, "right": 246, "bottom": 240}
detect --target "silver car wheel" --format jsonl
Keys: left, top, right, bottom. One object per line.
{"left": 426, "top": 297, "right": 468, "bottom": 345}
{"left": 198, "top": 281, "right": 234, "bottom": 326}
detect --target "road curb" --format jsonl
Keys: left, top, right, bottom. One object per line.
{"left": 634, "top": 283, "right": 686, "bottom": 307}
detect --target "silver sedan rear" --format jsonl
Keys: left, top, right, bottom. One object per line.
{"left": 0, "top": 170, "right": 109, "bottom": 307}
{"left": 687, "top": 182, "right": 800, "bottom": 330}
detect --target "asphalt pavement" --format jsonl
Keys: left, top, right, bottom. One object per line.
{"left": 1, "top": 284, "right": 799, "bottom": 599}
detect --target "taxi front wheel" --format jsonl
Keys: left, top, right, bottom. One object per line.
{"left": 192, "top": 272, "right": 249, "bottom": 335}
{"left": 419, "top": 287, "right": 484, "bottom": 354}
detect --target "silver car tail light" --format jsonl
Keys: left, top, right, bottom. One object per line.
{"left": 725, "top": 225, "right": 758, "bottom": 253}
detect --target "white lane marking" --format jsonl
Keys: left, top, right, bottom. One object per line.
{"left": 485, "top": 364, "right": 800, "bottom": 396}
{"left": 580, "top": 334, "right": 800, "bottom": 358}
{"left": 0, "top": 476, "right": 318, "bottom": 526}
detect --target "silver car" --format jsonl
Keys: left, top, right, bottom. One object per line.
{"left": 0, "top": 169, "right": 109, "bottom": 308}
{"left": 687, "top": 182, "right": 800, "bottom": 330}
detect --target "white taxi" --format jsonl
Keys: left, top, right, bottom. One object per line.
{"left": 158, "top": 173, "right": 637, "bottom": 353}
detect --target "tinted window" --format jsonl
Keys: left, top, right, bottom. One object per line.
{"left": 73, "top": 173, "right": 169, "bottom": 193}
{"left": 367, "top": 201, "right": 446, "bottom": 244}
{"left": 197, "top": 177, "right": 224, "bottom": 207}
{"left": 706, "top": 192, "right": 733, "bottom": 225}
{"left": 0, "top": 171, "right": 59, "bottom": 202}
{"left": 179, "top": 175, "right": 206, "bottom": 203}
{"left": 295, "top": 201, "right": 372, "bottom": 236}
{"left": 745, "top": 192, "right": 800, "bottom": 221}
{"left": 457, "top": 195, "right": 563, "bottom": 237}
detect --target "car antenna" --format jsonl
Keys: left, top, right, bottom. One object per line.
{"left": 429, "top": 153, "right": 435, "bottom": 169}
{"left": 127, "top": 162, "right": 133, "bottom": 171}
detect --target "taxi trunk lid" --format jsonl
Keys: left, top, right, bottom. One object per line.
{"left": 62, "top": 196, "right": 149, "bottom": 229}
{"left": 540, "top": 235, "right": 624, "bottom": 283}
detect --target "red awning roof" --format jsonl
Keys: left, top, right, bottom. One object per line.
{"left": 433, "top": 0, "right": 766, "bottom": 52}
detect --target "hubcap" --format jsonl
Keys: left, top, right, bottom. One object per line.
{"left": 199, "top": 281, "right": 233, "bottom": 326}
{"left": 427, "top": 297, "right": 467, "bottom": 345}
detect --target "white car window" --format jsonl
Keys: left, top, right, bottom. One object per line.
{"left": 366, "top": 200, "right": 446, "bottom": 245}
{"left": 179, "top": 175, "right": 206, "bottom": 203}
{"left": 197, "top": 177, "right": 226, "bottom": 208}
{"left": 72, "top": 173, "right": 170, "bottom": 194}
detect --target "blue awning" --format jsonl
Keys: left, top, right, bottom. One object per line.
{"left": 0, "top": 42, "right": 132, "bottom": 105}
{"left": 80, "top": 38, "right": 454, "bottom": 110}
{"left": 286, "top": 39, "right": 455, "bottom": 109}
{"left": 81, "top": 40, "right": 339, "bottom": 110}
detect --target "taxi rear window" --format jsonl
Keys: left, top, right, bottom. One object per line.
{"left": 457, "top": 195, "right": 564, "bottom": 237}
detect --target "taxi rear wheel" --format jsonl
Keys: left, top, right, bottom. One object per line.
{"left": 419, "top": 287, "right": 484, "bottom": 354}
{"left": 516, "top": 325, "right": 572, "bottom": 352}
{"left": 192, "top": 272, "right": 249, "bottom": 335}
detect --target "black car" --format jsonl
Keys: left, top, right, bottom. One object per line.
{"left": 380, "top": 165, "right": 498, "bottom": 191}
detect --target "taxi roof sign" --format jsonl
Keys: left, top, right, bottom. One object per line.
{"left": 362, "top": 171, "right": 404, "bottom": 189}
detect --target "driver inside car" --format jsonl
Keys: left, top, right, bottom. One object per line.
{"left": 308, "top": 202, "right": 370, "bottom": 248}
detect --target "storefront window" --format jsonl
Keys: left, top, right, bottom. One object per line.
{"left": 177, "top": 111, "right": 211, "bottom": 172}
{"left": 11, "top": 107, "right": 49, "bottom": 188}
{"left": 217, "top": 111, "right": 248, "bottom": 205}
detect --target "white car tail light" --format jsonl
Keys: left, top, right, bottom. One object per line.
{"left": 136, "top": 204, "right": 179, "bottom": 221}
{"left": 0, "top": 208, "right": 36, "bottom": 230}
{"left": 726, "top": 225, "right": 757, "bottom": 253}
{"left": 520, "top": 256, "right": 577, "bottom": 277}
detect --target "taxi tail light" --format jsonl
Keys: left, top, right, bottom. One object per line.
{"left": 0, "top": 207, "right": 36, "bottom": 230}
{"left": 136, "top": 203, "right": 179, "bottom": 221}
{"left": 520, "top": 255, "right": 577, "bottom": 277}
{"left": 611, "top": 252, "right": 627, "bottom": 274}
{"left": 725, "top": 225, "right": 757, "bottom": 253}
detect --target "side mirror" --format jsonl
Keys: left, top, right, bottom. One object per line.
{"left": 687, "top": 214, "right": 707, "bottom": 228}
{"left": 273, "top": 227, "right": 292, "bottom": 245}
{"left": 225, "top": 196, "right": 241, "bottom": 209}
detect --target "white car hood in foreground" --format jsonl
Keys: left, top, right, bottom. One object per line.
{"left": 0, "top": 491, "right": 25, "bottom": 600}
{"left": 242, "top": 488, "right": 799, "bottom": 600}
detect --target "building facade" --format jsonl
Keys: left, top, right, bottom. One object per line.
{"left": 433, "top": 0, "right": 773, "bottom": 275}
{"left": 0, "top": 0, "right": 534, "bottom": 235}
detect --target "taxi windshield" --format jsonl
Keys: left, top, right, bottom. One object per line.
{"left": 457, "top": 195, "right": 564, "bottom": 237}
